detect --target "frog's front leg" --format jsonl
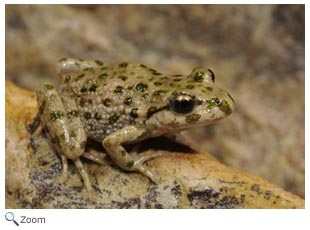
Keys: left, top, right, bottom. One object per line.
{"left": 36, "top": 83, "right": 92, "bottom": 190}
{"left": 102, "top": 126, "right": 163, "bottom": 183}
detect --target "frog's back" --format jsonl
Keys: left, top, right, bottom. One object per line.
{"left": 61, "top": 62, "right": 172, "bottom": 142}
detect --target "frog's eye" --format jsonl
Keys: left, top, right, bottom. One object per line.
{"left": 169, "top": 93, "right": 196, "bottom": 114}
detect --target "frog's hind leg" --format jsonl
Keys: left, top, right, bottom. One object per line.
{"left": 36, "top": 83, "right": 91, "bottom": 190}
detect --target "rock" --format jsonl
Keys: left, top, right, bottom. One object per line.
{"left": 5, "top": 81, "right": 304, "bottom": 208}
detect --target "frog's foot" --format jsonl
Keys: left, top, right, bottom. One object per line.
{"left": 73, "top": 158, "right": 92, "bottom": 191}
{"left": 59, "top": 155, "right": 92, "bottom": 191}
{"left": 82, "top": 149, "right": 106, "bottom": 165}
{"left": 130, "top": 145, "right": 171, "bottom": 184}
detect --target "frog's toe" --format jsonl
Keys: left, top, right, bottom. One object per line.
{"left": 73, "top": 158, "right": 92, "bottom": 191}
{"left": 133, "top": 163, "right": 160, "bottom": 184}
{"left": 60, "top": 154, "right": 68, "bottom": 176}
{"left": 130, "top": 145, "right": 171, "bottom": 165}
{"left": 82, "top": 149, "right": 106, "bottom": 165}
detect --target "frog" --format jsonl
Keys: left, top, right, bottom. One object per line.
{"left": 35, "top": 58, "right": 235, "bottom": 191}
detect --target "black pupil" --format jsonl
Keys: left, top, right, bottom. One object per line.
{"left": 170, "top": 94, "right": 196, "bottom": 114}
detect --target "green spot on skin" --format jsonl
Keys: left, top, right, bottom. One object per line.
{"left": 89, "top": 84, "right": 97, "bottom": 92}
{"left": 64, "top": 75, "right": 71, "bottom": 83}
{"left": 50, "top": 110, "right": 65, "bottom": 121}
{"left": 173, "top": 78, "right": 182, "bottom": 82}
{"left": 80, "top": 87, "right": 87, "bottom": 93}
{"left": 79, "top": 99, "right": 85, "bottom": 107}
{"left": 206, "top": 87, "right": 213, "bottom": 91}
{"left": 43, "top": 83, "right": 54, "bottom": 90}
{"left": 194, "top": 72, "right": 204, "bottom": 82}
{"left": 103, "top": 98, "right": 112, "bottom": 107}
{"left": 109, "top": 114, "right": 120, "bottom": 124}
{"left": 135, "top": 83, "right": 148, "bottom": 92}
{"left": 114, "top": 86, "right": 124, "bottom": 94}
{"left": 154, "top": 82, "right": 162, "bottom": 86}
{"left": 219, "top": 99, "right": 232, "bottom": 115}
{"left": 94, "top": 112, "right": 102, "bottom": 120}
{"left": 118, "top": 75, "right": 128, "bottom": 81}
{"left": 206, "top": 98, "right": 216, "bottom": 110}
{"left": 75, "top": 73, "right": 85, "bottom": 81}
{"left": 119, "top": 62, "right": 128, "bottom": 68}
{"left": 149, "top": 68, "right": 161, "bottom": 75}
{"left": 95, "top": 60, "right": 104, "bottom": 66}
{"left": 98, "top": 73, "right": 108, "bottom": 80}
{"left": 185, "top": 114, "right": 201, "bottom": 123}
{"left": 83, "top": 112, "right": 92, "bottom": 120}
{"left": 186, "top": 85, "right": 194, "bottom": 89}
{"left": 153, "top": 90, "right": 168, "bottom": 96}
{"left": 206, "top": 97, "right": 232, "bottom": 114}
{"left": 126, "top": 160, "right": 134, "bottom": 168}
{"left": 130, "top": 108, "right": 138, "bottom": 118}
{"left": 124, "top": 97, "right": 133, "bottom": 105}
{"left": 67, "top": 110, "right": 79, "bottom": 118}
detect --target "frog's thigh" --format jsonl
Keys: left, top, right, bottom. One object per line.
{"left": 102, "top": 126, "right": 159, "bottom": 182}
{"left": 37, "top": 84, "right": 87, "bottom": 160}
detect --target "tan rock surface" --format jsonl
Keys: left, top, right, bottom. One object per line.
{"left": 5, "top": 81, "right": 304, "bottom": 208}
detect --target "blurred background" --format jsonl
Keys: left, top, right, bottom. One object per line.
{"left": 5, "top": 4, "right": 305, "bottom": 197}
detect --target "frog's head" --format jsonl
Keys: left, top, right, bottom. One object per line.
{"left": 146, "top": 67, "right": 235, "bottom": 132}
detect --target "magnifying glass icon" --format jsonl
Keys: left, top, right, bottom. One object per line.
{"left": 5, "top": 212, "right": 19, "bottom": 226}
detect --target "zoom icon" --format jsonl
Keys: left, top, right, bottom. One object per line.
{"left": 5, "top": 212, "right": 19, "bottom": 226}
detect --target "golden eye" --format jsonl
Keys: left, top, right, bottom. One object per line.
{"left": 169, "top": 93, "right": 196, "bottom": 114}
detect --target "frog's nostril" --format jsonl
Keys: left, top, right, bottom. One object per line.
{"left": 227, "top": 93, "right": 235, "bottom": 103}
{"left": 214, "top": 98, "right": 221, "bottom": 105}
